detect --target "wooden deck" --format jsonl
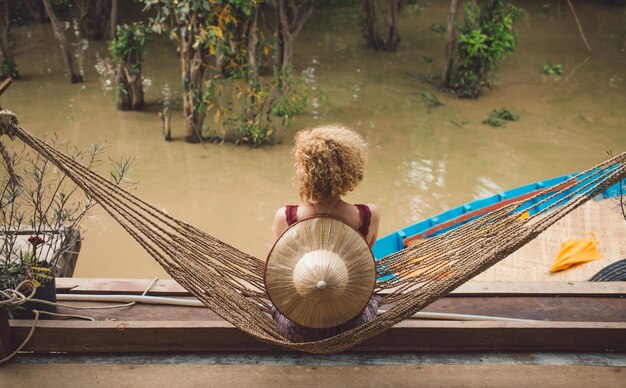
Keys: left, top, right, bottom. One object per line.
{"left": 3, "top": 278, "right": 626, "bottom": 355}
{"left": 2, "top": 361, "right": 624, "bottom": 387}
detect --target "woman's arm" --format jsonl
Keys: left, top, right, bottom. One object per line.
{"left": 272, "top": 207, "right": 289, "bottom": 241}
{"left": 366, "top": 203, "right": 380, "bottom": 247}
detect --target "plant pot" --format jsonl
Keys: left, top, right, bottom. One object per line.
{"left": 13, "top": 277, "right": 57, "bottom": 320}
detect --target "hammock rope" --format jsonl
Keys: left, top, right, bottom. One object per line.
{"left": 0, "top": 109, "right": 624, "bottom": 354}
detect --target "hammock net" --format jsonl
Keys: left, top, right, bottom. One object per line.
{"left": 1, "top": 110, "right": 624, "bottom": 354}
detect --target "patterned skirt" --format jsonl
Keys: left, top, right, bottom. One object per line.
{"left": 270, "top": 296, "right": 381, "bottom": 343}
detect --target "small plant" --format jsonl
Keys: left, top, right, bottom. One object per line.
{"left": 483, "top": 107, "right": 519, "bottom": 127}
{"left": 270, "top": 67, "right": 310, "bottom": 127}
{"left": 422, "top": 56, "right": 437, "bottom": 84}
{"left": 430, "top": 23, "right": 446, "bottom": 33}
{"left": 0, "top": 140, "right": 133, "bottom": 316}
{"left": 0, "top": 58, "right": 19, "bottom": 80}
{"left": 449, "top": 0, "right": 526, "bottom": 98}
{"left": 204, "top": 66, "right": 309, "bottom": 146}
{"left": 107, "top": 22, "right": 148, "bottom": 111}
{"left": 543, "top": 60, "right": 563, "bottom": 75}
{"left": 421, "top": 88, "right": 443, "bottom": 113}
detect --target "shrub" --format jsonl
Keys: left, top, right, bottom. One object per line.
{"left": 543, "top": 60, "right": 563, "bottom": 75}
{"left": 450, "top": 0, "right": 525, "bottom": 98}
{"left": 483, "top": 107, "right": 519, "bottom": 127}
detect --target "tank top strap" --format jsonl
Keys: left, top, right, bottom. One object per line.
{"left": 285, "top": 205, "right": 299, "bottom": 226}
{"left": 355, "top": 204, "right": 371, "bottom": 237}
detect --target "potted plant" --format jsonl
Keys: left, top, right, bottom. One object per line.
{"left": 0, "top": 139, "right": 133, "bottom": 319}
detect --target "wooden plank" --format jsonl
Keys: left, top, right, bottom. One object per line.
{"left": 2, "top": 364, "right": 624, "bottom": 388}
{"left": 56, "top": 278, "right": 190, "bottom": 295}
{"left": 447, "top": 281, "right": 626, "bottom": 296}
{"left": 0, "top": 309, "right": 16, "bottom": 360}
{"left": 55, "top": 278, "right": 626, "bottom": 297}
{"left": 426, "top": 296, "right": 626, "bottom": 322}
{"left": 45, "top": 296, "right": 626, "bottom": 323}
{"left": 10, "top": 320, "right": 626, "bottom": 353}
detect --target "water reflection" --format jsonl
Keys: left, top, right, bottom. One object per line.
{"left": 474, "top": 177, "right": 505, "bottom": 200}
{"left": 1, "top": 1, "right": 624, "bottom": 278}
{"left": 303, "top": 61, "right": 319, "bottom": 119}
{"left": 94, "top": 53, "right": 113, "bottom": 92}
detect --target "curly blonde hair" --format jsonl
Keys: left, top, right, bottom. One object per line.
{"left": 294, "top": 124, "right": 368, "bottom": 203}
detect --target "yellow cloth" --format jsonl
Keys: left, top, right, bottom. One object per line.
{"left": 550, "top": 231, "right": 603, "bottom": 273}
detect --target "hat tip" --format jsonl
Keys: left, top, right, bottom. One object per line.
{"left": 316, "top": 280, "right": 327, "bottom": 289}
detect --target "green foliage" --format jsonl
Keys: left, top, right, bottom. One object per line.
{"left": 543, "top": 60, "right": 563, "bottom": 75}
{"left": 142, "top": 0, "right": 250, "bottom": 53}
{"left": 421, "top": 88, "right": 443, "bottom": 112}
{"left": 483, "top": 107, "right": 519, "bottom": 127}
{"left": 0, "top": 58, "right": 19, "bottom": 80}
{"left": 450, "top": 0, "right": 525, "bottom": 98}
{"left": 271, "top": 67, "right": 309, "bottom": 126}
{"left": 430, "top": 23, "right": 446, "bottom": 33}
{"left": 108, "top": 23, "right": 147, "bottom": 74}
{"left": 422, "top": 56, "right": 437, "bottom": 84}
{"left": 141, "top": 1, "right": 308, "bottom": 146}
{"left": 204, "top": 66, "right": 309, "bottom": 146}
{"left": 141, "top": 1, "right": 257, "bottom": 141}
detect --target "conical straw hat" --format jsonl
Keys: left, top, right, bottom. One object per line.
{"left": 265, "top": 216, "right": 376, "bottom": 329}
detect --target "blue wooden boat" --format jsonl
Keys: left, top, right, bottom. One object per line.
{"left": 373, "top": 169, "right": 626, "bottom": 260}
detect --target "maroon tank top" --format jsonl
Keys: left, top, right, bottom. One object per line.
{"left": 285, "top": 204, "right": 371, "bottom": 237}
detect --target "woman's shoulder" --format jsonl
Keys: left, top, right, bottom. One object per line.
{"left": 274, "top": 205, "right": 298, "bottom": 222}
{"left": 356, "top": 203, "right": 379, "bottom": 217}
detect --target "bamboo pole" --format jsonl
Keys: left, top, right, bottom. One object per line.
{"left": 565, "top": 0, "right": 592, "bottom": 53}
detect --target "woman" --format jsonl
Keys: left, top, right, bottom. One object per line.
{"left": 271, "top": 124, "right": 381, "bottom": 342}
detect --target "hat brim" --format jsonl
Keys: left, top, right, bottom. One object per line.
{"left": 265, "top": 216, "right": 376, "bottom": 329}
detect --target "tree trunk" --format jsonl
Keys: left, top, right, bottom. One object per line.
{"left": 274, "top": 0, "right": 313, "bottom": 72}
{"left": 110, "top": 56, "right": 144, "bottom": 111}
{"left": 360, "top": 0, "right": 383, "bottom": 50}
{"left": 0, "top": 0, "right": 19, "bottom": 79}
{"left": 115, "top": 64, "right": 131, "bottom": 110}
{"left": 281, "top": 35, "right": 294, "bottom": 71}
{"left": 110, "top": 0, "right": 119, "bottom": 40}
{"left": 180, "top": 31, "right": 206, "bottom": 143}
{"left": 276, "top": 0, "right": 293, "bottom": 71}
{"left": 247, "top": 7, "right": 259, "bottom": 74}
{"left": 126, "top": 69, "right": 145, "bottom": 111}
{"left": 159, "top": 107, "right": 172, "bottom": 141}
{"left": 441, "top": 0, "right": 460, "bottom": 87}
{"left": 42, "top": 0, "right": 83, "bottom": 83}
{"left": 23, "top": 0, "right": 47, "bottom": 24}
{"left": 384, "top": 0, "right": 403, "bottom": 51}
{"left": 76, "top": 0, "right": 111, "bottom": 41}
{"left": 360, "top": 0, "right": 403, "bottom": 51}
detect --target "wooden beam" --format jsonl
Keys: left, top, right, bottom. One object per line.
{"left": 446, "top": 281, "right": 626, "bottom": 297}
{"left": 46, "top": 296, "right": 626, "bottom": 323}
{"left": 10, "top": 320, "right": 626, "bottom": 353}
{"left": 56, "top": 278, "right": 190, "bottom": 295}
{"left": 55, "top": 278, "right": 626, "bottom": 297}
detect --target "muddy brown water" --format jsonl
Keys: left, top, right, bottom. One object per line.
{"left": 0, "top": 1, "right": 624, "bottom": 279}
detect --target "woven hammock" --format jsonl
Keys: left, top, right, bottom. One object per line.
{"left": 0, "top": 110, "right": 624, "bottom": 354}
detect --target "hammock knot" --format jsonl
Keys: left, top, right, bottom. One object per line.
{"left": 0, "top": 109, "right": 19, "bottom": 139}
